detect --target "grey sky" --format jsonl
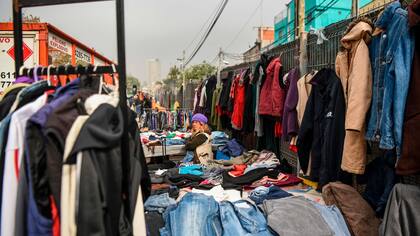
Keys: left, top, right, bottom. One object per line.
{"left": 0, "top": 0, "right": 287, "bottom": 82}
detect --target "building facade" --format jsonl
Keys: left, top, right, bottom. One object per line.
{"left": 147, "top": 58, "right": 161, "bottom": 85}
{"left": 274, "top": 0, "right": 351, "bottom": 46}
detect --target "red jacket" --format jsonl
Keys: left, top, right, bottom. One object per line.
{"left": 231, "top": 75, "right": 246, "bottom": 130}
{"left": 259, "top": 58, "right": 284, "bottom": 117}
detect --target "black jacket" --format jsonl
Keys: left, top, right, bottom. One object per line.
{"left": 69, "top": 103, "right": 123, "bottom": 236}
{"left": 219, "top": 72, "right": 232, "bottom": 112}
{"left": 297, "top": 68, "right": 346, "bottom": 190}
{"left": 204, "top": 75, "right": 217, "bottom": 117}
{"left": 0, "top": 86, "right": 25, "bottom": 120}
{"left": 69, "top": 103, "right": 150, "bottom": 236}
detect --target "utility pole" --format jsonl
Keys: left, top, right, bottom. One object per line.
{"left": 179, "top": 50, "right": 186, "bottom": 108}
{"left": 217, "top": 47, "right": 222, "bottom": 87}
{"left": 351, "top": 0, "right": 359, "bottom": 17}
{"left": 298, "top": 0, "right": 308, "bottom": 75}
{"left": 298, "top": 0, "right": 305, "bottom": 35}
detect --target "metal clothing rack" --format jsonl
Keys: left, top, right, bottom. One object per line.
{"left": 12, "top": 0, "right": 131, "bottom": 218}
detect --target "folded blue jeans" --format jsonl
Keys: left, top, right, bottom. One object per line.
{"left": 182, "top": 150, "right": 194, "bottom": 163}
{"left": 160, "top": 193, "right": 222, "bottom": 236}
{"left": 219, "top": 200, "right": 274, "bottom": 236}
{"left": 144, "top": 193, "right": 176, "bottom": 214}
{"left": 249, "top": 186, "right": 292, "bottom": 204}
{"left": 311, "top": 202, "right": 351, "bottom": 236}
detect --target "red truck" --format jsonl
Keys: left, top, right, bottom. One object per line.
{"left": 0, "top": 22, "right": 115, "bottom": 92}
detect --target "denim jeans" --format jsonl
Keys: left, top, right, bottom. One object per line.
{"left": 249, "top": 186, "right": 291, "bottom": 205}
{"left": 144, "top": 193, "right": 176, "bottom": 214}
{"left": 219, "top": 200, "right": 274, "bottom": 236}
{"left": 160, "top": 193, "right": 222, "bottom": 236}
{"left": 365, "top": 2, "right": 415, "bottom": 156}
{"left": 311, "top": 202, "right": 351, "bottom": 236}
{"left": 165, "top": 139, "right": 185, "bottom": 146}
{"left": 181, "top": 151, "right": 194, "bottom": 163}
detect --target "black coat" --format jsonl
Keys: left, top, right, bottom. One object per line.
{"left": 297, "top": 68, "right": 346, "bottom": 190}
{"left": 69, "top": 103, "right": 150, "bottom": 235}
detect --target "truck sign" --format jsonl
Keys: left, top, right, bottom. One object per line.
{"left": 0, "top": 32, "right": 37, "bottom": 92}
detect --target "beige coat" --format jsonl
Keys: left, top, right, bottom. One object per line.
{"left": 297, "top": 71, "right": 317, "bottom": 126}
{"left": 335, "top": 19, "right": 373, "bottom": 174}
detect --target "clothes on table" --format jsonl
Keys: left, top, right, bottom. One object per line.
{"left": 161, "top": 191, "right": 274, "bottom": 236}
{"left": 160, "top": 192, "right": 222, "bottom": 236}
{"left": 144, "top": 193, "right": 176, "bottom": 213}
{"left": 262, "top": 196, "right": 334, "bottom": 236}
{"left": 212, "top": 150, "right": 260, "bottom": 166}
{"left": 220, "top": 138, "right": 245, "bottom": 157}
{"left": 145, "top": 211, "right": 165, "bottom": 236}
{"left": 228, "top": 164, "right": 248, "bottom": 177}
{"left": 191, "top": 185, "right": 242, "bottom": 202}
{"left": 249, "top": 173, "right": 302, "bottom": 188}
{"left": 243, "top": 151, "right": 280, "bottom": 174}
{"left": 215, "top": 150, "right": 230, "bottom": 160}
{"left": 179, "top": 165, "right": 203, "bottom": 176}
{"left": 322, "top": 182, "right": 381, "bottom": 236}
{"left": 219, "top": 200, "right": 274, "bottom": 236}
{"left": 310, "top": 201, "right": 351, "bottom": 236}
{"left": 222, "top": 168, "right": 280, "bottom": 190}
{"left": 249, "top": 186, "right": 292, "bottom": 204}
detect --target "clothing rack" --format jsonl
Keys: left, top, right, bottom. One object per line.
{"left": 12, "top": 0, "right": 131, "bottom": 218}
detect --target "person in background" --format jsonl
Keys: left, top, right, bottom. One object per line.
{"left": 185, "top": 113, "right": 213, "bottom": 164}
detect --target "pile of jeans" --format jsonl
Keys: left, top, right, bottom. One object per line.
{"left": 160, "top": 192, "right": 274, "bottom": 236}
{"left": 211, "top": 131, "right": 230, "bottom": 146}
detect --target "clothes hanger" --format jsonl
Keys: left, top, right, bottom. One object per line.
{"left": 19, "top": 65, "right": 26, "bottom": 77}
{"left": 93, "top": 64, "right": 104, "bottom": 94}
{"left": 32, "top": 65, "right": 40, "bottom": 82}
{"left": 47, "top": 65, "right": 54, "bottom": 86}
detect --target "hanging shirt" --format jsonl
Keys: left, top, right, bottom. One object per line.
{"left": 1, "top": 93, "right": 47, "bottom": 236}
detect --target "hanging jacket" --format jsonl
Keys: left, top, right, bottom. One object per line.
{"left": 63, "top": 102, "right": 127, "bottom": 236}
{"left": 365, "top": 2, "right": 415, "bottom": 157}
{"left": 231, "top": 70, "right": 249, "bottom": 130}
{"left": 0, "top": 84, "right": 28, "bottom": 121}
{"left": 204, "top": 75, "right": 217, "bottom": 118}
{"left": 0, "top": 80, "right": 50, "bottom": 233}
{"left": 297, "top": 71, "right": 317, "bottom": 126}
{"left": 259, "top": 58, "right": 284, "bottom": 117}
{"left": 397, "top": 0, "right": 420, "bottom": 175}
{"left": 335, "top": 18, "right": 373, "bottom": 174}
{"left": 282, "top": 68, "right": 300, "bottom": 141}
{"left": 44, "top": 88, "right": 96, "bottom": 209}
{"left": 297, "top": 68, "right": 346, "bottom": 190}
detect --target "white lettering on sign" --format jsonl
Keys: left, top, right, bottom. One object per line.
{"left": 48, "top": 33, "right": 71, "bottom": 55}
{"left": 75, "top": 47, "right": 91, "bottom": 63}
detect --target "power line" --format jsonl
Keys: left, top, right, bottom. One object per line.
{"left": 183, "top": 0, "right": 224, "bottom": 53}
{"left": 224, "top": 0, "right": 263, "bottom": 51}
{"left": 184, "top": 0, "right": 229, "bottom": 66}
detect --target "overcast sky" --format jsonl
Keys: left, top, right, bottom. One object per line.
{"left": 0, "top": 0, "right": 288, "bottom": 83}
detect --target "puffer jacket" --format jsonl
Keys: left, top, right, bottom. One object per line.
{"left": 258, "top": 58, "right": 284, "bottom": 117}
{"left": 335, "top": 18, "right": 373, "bottom": 174}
